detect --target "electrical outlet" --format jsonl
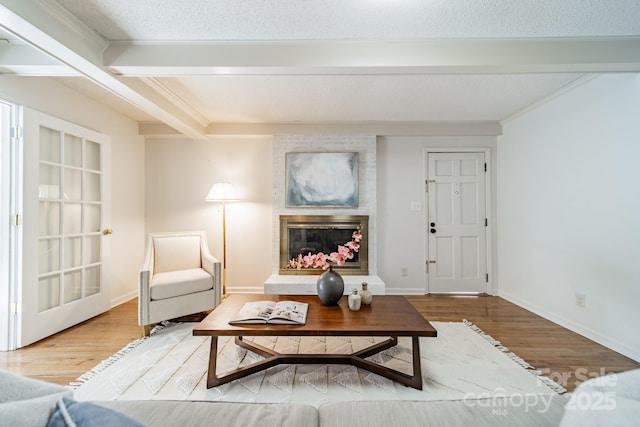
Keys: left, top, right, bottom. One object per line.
{"left": 575, "top": 293, "right": 586, "bottom": 308}
{"left": 401, "top": 267, "right": 408, "bottom": 277}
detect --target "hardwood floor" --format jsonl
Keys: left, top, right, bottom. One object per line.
{"left": 1, "top": 295, "right": 637, "bottom": 392}
{"left": 0, "top": 299, "right": 142, "bottom": 385}
{"left": 405, "top": 295, "right": 639, "bottom": 392}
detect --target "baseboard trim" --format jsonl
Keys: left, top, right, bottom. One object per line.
{"left": 500, "top": 291, "right": 640, "bottom": 363}
{"left": 228, "top": 286, "right": 266, "bottom": 294}
{"left": 385, "top": 288, "right": 425, "bottom": 295}
{"left": 111, "top": 290, "right": 137, "bottom": 308}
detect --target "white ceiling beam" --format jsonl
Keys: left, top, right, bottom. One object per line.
{"left": 105, "top": 38, "right": 640, "bottom": 76}
{"left": 0, "top": 0, "right": 207, "bottom": 139}
{"left": 0, "top": 43, "right": 79, "bottom": 75}
{"left": 0, "top": 0, "right": 107, "bottom": 63}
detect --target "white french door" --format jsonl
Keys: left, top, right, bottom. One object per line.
{"left": 0, "top": 101, "right": 19, "bottom": 351}
{"left": 426, "top": 152, "right": 488, "bottom": 293}
{"left": 18, "top": 109, "right": 111, "bottom": 348}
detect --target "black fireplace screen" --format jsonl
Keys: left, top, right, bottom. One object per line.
{"left": 288, "top": 228, "right": 360, "bottom": 263}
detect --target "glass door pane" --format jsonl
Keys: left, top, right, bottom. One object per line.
{"left": 85, "top": 140, "right": 100, "bottom": 171}
{"left": 38, "top": 276, "right": 60, "bottom": 312}
{"left": 38, "top": 127, "right": 62, "bottom": 312}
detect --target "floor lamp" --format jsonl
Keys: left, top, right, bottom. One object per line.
{"left": 206, "top": 182, "right": 238, "bottom": 299}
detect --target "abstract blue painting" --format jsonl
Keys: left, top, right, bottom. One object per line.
{"left": 286, "top": 152, "right": 359, "bottom": 207}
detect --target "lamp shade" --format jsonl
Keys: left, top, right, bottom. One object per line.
{"left": 206, "top": 182, "right": 239, "bottom": 201}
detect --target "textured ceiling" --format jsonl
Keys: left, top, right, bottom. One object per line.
{"left": 158, "top": 74, "right": 584, "bottom": 123}
{"left": 56, "top": 0, "right": 640, "bottom": 41}
{"left": 3, "top": 1, "right": 640, "bottom": 134}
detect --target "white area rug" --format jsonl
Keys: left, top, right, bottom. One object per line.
{"left": 71, "top": 321, "right": 564, "bottom": 407}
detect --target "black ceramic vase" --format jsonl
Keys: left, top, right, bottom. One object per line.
{"left": 316, "top": 265, "right": 344, "bottom": 306}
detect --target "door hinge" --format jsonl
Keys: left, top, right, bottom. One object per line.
{"left": 11, "top": 303, "right": 19, "bottom": 315}
{"left": 426, "top": 259, "right": 436, "bottom": 273}
{"left": 10, "top": 126, "right": 23, "bottom": 139}
{"left": 425, "top": 179, "right": 436, "bottom": 192}
{"left": 11, "top": 214, "right": 22, "bottom": 226}
{"left": 484, "top": 163, "right": 487, "bottom": 172}
{"left": 485, "top": 218, "right": 488, "bottom": 227}
{"left": 486, "top": 273, "right": 489, "bottom": 283}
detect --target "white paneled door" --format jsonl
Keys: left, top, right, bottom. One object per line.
{"left": 427, "top": 152, "right": 487, "bottom": 293}
{"left": 19, "top": 109, "right": 111, "bottom": 347}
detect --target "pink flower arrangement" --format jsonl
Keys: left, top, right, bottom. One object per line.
{"left": 288, "top": 230, "right": 362, "bottom": 270}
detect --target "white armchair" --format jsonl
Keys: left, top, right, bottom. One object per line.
{"left": 138, "top": 231, "right": 221, "bottom": 335}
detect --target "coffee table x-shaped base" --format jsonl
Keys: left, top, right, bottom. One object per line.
{"left": 206, "top": 334, "right": 423, "bottom": 390}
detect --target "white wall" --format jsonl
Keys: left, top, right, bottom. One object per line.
{"left": 0, "top": 76, "right": 146, "bottom": 306}
{"left": 498, "top": 74, "right": 640, "bottom": 361}
{"left": 377, "top": 136, "right": 497, "bottom": 295}
{"left": 144, "top": 136, "right": 273, "bottom": 292}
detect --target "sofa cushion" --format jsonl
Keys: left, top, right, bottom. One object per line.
{"left": 0, "top": 368, "right": 70, "bottom": 402}
{"left": 0, "top": 369, "right": 73, "bottom": 427}
{"left": 319, "top": 396, "right": 568, "bottom": 427}
{"left": 559, "top": 368, "right": 640, "bottom": 427}
{"left": 96, "top": 400, "right": 319, "bottom": 427}
{"left": 0, "top": 392, "right": 72, "bottom": 427}
{"left": 153, "top": 235, "right": 201, "bottom": 274}
{"left": 46, "top": 398, "right": 144, "bottom": 427}
{"left": 150, "top": 268, "right": 213, "bottom": 300}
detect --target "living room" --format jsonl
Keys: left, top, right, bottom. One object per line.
{"left": 0, "top": 2, "right": 639, "bottom": 424}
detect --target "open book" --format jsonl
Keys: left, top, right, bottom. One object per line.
{"left": 229, "top": 300, "right": 309, "bottom": 325}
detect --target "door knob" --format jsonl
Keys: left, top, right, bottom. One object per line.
{"left": 430, "top": 228, "right": 436, "bottom": 233}
{"left": 430, "top": 222, "right": 435, "bottom": 227}
{"left": 102, "top": 229, "right": 113, "bottom": 235}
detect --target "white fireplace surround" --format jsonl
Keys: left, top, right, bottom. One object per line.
{"left": 265, "top": 135, "right": 385, "bottom": 295}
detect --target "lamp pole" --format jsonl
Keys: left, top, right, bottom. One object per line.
{"left": 206, "top": 182, "right": 238, "bottom": 301}
{"left": 221, "top": 199, "right": 227, "bottom": 297}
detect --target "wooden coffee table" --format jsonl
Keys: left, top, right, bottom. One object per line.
{"left": 193, "top": 294, "right": 437, "bottom": 390}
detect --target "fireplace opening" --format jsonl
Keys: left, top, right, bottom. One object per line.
{"left": 280, "top": 215, "right": 368, "bottom": 275}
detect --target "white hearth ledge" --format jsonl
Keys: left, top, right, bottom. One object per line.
{"left": 264, "top": 274, "right": 385, "bottom": 295}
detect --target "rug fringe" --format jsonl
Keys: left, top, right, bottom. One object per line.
{"left": 67, "top": 320, "right": 177, "bottom": 390}
{"left": 462, "top": 319, "right": 567, "bottom": 394}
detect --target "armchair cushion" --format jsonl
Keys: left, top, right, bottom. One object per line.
{"left": 153, "top": 235, "right": 202, "bottom": 274}
{"left": 150, "top": 268, "right": 214, "bottom": 300}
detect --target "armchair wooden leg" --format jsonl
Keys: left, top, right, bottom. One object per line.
{"left": 142, "top": 324, "right": 153, "bottom": 337}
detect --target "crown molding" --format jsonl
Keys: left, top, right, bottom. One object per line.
{"left": 501, "top": 75, "right": 600, "bottom": 124}
{"left": 139, "top": 121, "right": 502, "bottom": 138}
{"left": 35, "top": 0, "right": 108, "bottom": 53}
{"left": 138, "top": 77, "right": 209, "bottom": 127}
